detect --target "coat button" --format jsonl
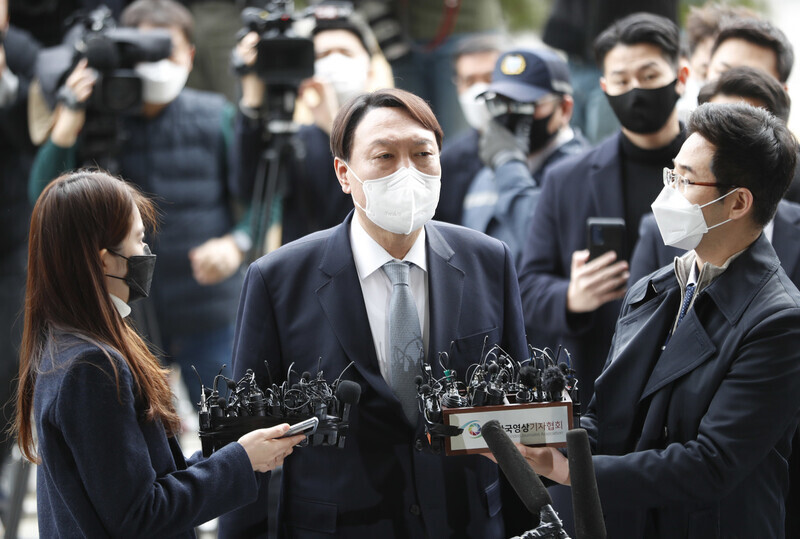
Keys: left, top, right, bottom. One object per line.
{"left": 409, "top": 504, "right": 421, "bottom": 516}
{"left": 663, "top": 426, "right": 669, "bottom": 439}
{"left": 415, "top": 438, "right": 424, "bottom": 451}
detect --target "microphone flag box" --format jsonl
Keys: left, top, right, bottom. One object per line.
{"left": 442, "top": 392, "right": 573, "bottom": 455}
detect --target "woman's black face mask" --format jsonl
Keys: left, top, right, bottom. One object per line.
{"left": 106, "top": 244, "right": 157, "bottom": 303}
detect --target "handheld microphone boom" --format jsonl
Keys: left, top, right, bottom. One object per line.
{"left": 481, "top": 420, "right": 569, "bottom": 538}
{"left": 566, "top": 429, "right": 606, "bottom": 539}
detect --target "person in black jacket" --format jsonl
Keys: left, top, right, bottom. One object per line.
{"left": 14, "top": 170, "right": 303, "bottom": 536}
{"left": 0, "top": 1, "right": 40, "bottom": 481}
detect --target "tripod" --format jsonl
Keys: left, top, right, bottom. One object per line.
{"left": 247, "top": 84, "right": 302, "bottom": 263}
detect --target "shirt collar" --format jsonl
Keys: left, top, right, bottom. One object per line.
{"left": 109, "top": 294, "right": 131, "bottom": 318}
{"left": 350, "top": 215, "right": 428, "bottom": 280}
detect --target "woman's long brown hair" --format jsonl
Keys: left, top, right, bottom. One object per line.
{"left": 14, "top": 171, "right": 181, "bottom": 463}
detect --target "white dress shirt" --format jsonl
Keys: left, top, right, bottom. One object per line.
{"left": 349, "top": 215, "right": 430, "bottom": 384}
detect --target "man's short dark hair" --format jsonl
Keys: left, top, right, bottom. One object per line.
{"left": 685, "top": 3, "right": 759, "bottom": 57}
{"left": 330, "top": 88, "right": 443, "bottom": 162}
{"left": 697, "top": 66, "right": 790, "bottom": 123}
{"left": 452, "top": 34, "right": 507, "bottom": 65}
{"left": 121, "top": 0, "right": 194, "bottom": 44}
{"left": 313, "top": 11, "right": 377, "bottom": 58}
{"left": 711, "top": 18, "right": 794, "bottom": 82}
{"left": 688, "top": 102, "right": 798, "bottom": 226}
{"left": 593, "top": 12, "right": 681, "bottom": 69}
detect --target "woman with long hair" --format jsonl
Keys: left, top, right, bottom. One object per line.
{"left": 13, "top": 170, "right": 303, "bottom": 536}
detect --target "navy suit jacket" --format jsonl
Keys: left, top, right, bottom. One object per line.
{"left": 218, "top": 213, "right": 529, "bottom": 538}
{"left": 34, "top": 334, "right": 257, "bottom": 537}
{"left": 518, "top": 132, "right": 630, "bottom": 400}
{"left": 584, "top": 234, "right": 800, "bottom": 537}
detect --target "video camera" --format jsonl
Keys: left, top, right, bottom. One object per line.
{"left": 36, "top": 6, "right": 172, "bottom": 114}
{"left": 196, "top": 362, "right": 361, "bottom": 457}
{"left": 237, "top": 0, "right": 315, "bottom": 85}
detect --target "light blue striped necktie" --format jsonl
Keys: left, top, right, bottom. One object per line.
{"left": 383, "top": 261, "right": 423, "bottom": 423}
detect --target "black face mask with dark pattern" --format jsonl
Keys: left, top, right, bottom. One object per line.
{"left": 106, "top": 244, "right": 157, "bottom": 303}
{"left": 605, "top": 79, "right": 679, "bottom": 134}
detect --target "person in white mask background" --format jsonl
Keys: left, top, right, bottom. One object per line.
{"left": 232, "top": 9, "right": 391, "bottom": 248}
{"left": 218, "top": 87, "right": 531, "bottom": 538}
{"left": 436, "top": 34, "right": 502, "bottom": 225}
{"left": 513, "top": 102, "right": 800, "bottom": 539}
{"left": 28, "top": 0, "right": 250, "bottom": 414}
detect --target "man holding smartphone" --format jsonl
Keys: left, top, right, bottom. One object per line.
{"left": 518, "top": 13, "right": 687, "bottom": 402}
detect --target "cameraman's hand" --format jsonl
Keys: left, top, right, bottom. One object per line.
{"left": 299, "top": 77, "right": 339, "bottom": 134}
{"left": 0, "top": 44, "right": 6, "bottom": 79}
{"left": 236, "top": 31, "right": 265, "bottom": 109}
{"left": 238, "top": 424, "right": 305, "bottom": 473}
{"left": 566, "top": 249, "right": 629, "bottom": 313}
{"left": 189, "top": 234, "right": 244, "bottom": 285}
{"left": 51, "top": 59, "right": 96, "bottom": 148}
{"left": 479, "top": 119, "right": 526, "bottom": 170}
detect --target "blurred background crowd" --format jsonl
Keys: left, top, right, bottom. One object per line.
{"left": 1, "top": 0, "right": 798, "bottom": 536}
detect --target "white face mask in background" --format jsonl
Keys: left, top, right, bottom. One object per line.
{"left": 651, "top": 185, "right": 738, "bottom": 250}
{"left": 314, "top": 53, "right": 370, "bottom": 106}
{"left": 458, "top": 82, "right": 491, "bottom": 131}
{"left": 346, "top": 164, "right": 441, "bottom": 235}
{"left": 134, "top": 59, "right": 189, "bottom": 105}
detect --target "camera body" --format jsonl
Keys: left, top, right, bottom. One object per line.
{"left": 238, "top": 1, "right": 315, "bottom": 85}
{"left": 37, "top": 6, "right": 172, "bottom": 114}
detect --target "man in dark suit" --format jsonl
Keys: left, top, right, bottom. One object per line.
{"left": 218, "top": 88, "right": 529, "bottom": 538}
{"left": 517, "top": 13, "right": 688, "bottom": 401}
{"left": 628, "top": 64, "right": 800, "bottom": 539}
{"left": 517, "top": 102, "right": 800, "bottom": 537}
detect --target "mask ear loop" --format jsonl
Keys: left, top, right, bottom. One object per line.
{"left": 699, "top": 187, "right": 740, "bottom": 230}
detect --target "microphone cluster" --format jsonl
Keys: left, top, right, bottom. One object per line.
{"left": 195, "top": 362, "right": 361, "bottom": 457}
{"left": 416, "top": 342, "right": 579, "bottom": 453}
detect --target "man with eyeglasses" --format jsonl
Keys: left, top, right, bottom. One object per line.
{"left": 459, "top": 48, "right": 588, "bottom": 264}
{"left": 513, "top": 101, "right": 800, "bottom": 538}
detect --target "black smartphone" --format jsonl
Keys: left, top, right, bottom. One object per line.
{"left": 281, "top": 416, "right": 319, "bottom": 438}
{"left": 586, "top": 217, "right": 626, "bottom": 262}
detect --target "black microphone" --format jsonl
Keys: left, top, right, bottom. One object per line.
{"left": 566, "top": 429, "right": 606, "bottom": 539}
{"left": 335, "top": 380, "right": 361, "bottom": 448}
{"left": 482, "top": 420, "right": 569, "bottom": 538}
{"left": 542, "top": 366, "right": 567, "bottom": 401}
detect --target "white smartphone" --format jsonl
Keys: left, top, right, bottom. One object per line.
{"left": 281, "top": 416, "right": 319, "bottom": 438}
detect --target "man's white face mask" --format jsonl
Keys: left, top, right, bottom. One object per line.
{"left": 458, "top": 82, "right": 491, "bottom": 131}
{"left": 314, "top": 53, "right": 370, "bottom": 106}
{"left": 135, "top": 59, "right": 189, "bottom": 105}
{"left": 345, "top": 163, "right": 441, "bottom": 235}
{"left": 651, "top": 185, "right": 738, "bottom": 250}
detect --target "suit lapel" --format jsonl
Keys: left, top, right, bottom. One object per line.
{"left": 639, "top": 307, "right": 716, "bottom": 403}
{"left": 315, "top": 216, "right": 397, "bottom": 406}
{"left": 425, "top": 224, "right": 465, "bottom": 363}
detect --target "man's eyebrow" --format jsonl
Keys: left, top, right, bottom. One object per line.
{"left": 673, "top": 158, "right": 695, "bottom": 174}
{"left": 366, "top": 138, "right": 436, "bottom": 147}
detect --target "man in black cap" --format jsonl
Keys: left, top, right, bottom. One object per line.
{"left": 460, "top": 48, "right": 588, "bottom": 264}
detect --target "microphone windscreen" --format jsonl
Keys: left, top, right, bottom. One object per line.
{"left": 301, "top": 371, "right": 311, "bottom": 381}
{"left": 519, "top": 365, "right": 538, "bottom": 388}
{"left": 481, "top": 419, "right": 552, "bottom": 515}
{"left": 487, "top": 362, "right": 499, "bottom": 374}
{"left": 335, "top": 380, "right": 361, "bottom": 404}
{"left": 542, "top": 365, "right": 567, "bottom": 397}
{"left": 226, "top": 379, "right": 237, "bottom": 390}
{"left": 567, "top": 428, "right": 606, "bottom": 539}
{"left": 414, "top": 375, "right": 424, "bottom": 387}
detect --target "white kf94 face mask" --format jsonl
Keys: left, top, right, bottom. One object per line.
{"left": 651, "top": 185, "right": 739, "bottom": 250}
{"left": 345, "top": 163, "right": 441, "bottom": 235}
{"left": 134, "top": 59, "right": 190, "bottom": 105}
